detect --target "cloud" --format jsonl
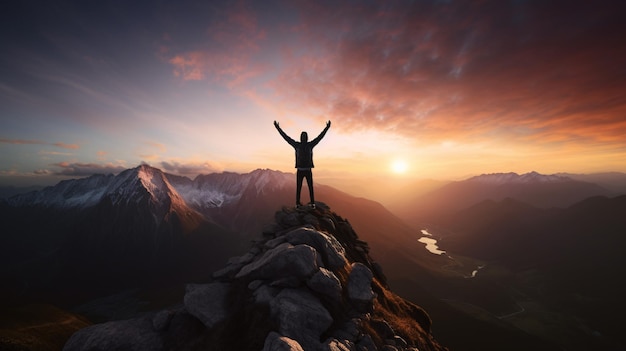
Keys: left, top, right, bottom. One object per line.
{"left": 53, "top": 142, "right": 79, "bottom": 149}
{"left": 1, "top": 138, "right": 80, "bottom": 149}
{"left": 167, "top": 2, "right": 267, "bottom": 87}
{"left": 160, "top": 160, "right": 222, "bottom": 177}
{"left": 271, "top": 1, "right": 626, "bottom": 148}
{"left": 33, "top": 169, "right": 53, "bottom": 175}
{"left": 52, "top": 162, "right": 126, "bottom": 176}
{"left": 137, "top": 141, "right": 167, "bottom": 161}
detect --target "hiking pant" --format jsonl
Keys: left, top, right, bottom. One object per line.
{"left": 296, "top": 169, "right": 314, "bottom": 205}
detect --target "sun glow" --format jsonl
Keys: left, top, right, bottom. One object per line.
{"left": 391, "top": 159, "right": 409, "bottom": 174}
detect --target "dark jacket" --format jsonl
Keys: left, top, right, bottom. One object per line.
{"left": 276, "top": 125, "right": 329, "bottom": 168}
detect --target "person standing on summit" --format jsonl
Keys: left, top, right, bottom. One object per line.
{"left": 274, "top": 120, "right": 331, "bottom": 209}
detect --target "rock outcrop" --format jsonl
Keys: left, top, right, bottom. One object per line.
{"left": 63, "top": 203, "right": 448, "bottom": 351}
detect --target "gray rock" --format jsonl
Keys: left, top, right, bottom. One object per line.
{"left": 307, "top": 267, "right": 342, "bottom": 303}
{"left": 152, "top": 309, "right": 175, "bottom": 331}
{"left": 276, "top": 210, "right": 301, "bottom": 227}
{"left": 227, "top": 251, "right": 256, "bottom": 265}
{"left": 265, "top": 235, "right": 287, "bottom": 249}
{"left": 212, "top": 262, "right": 243, "bottom": 280}
{"left": 248, "top": 279, "right": 264, "bottom": 290}
{"left": 347, "top": 263, "right": 375, "bottom": 311}
{"left": 284, "top": 227, "right": 347, "bottom": 270}
{"left": 63, "top": 316, "right": 162, "bottom": 351}
{"left": 254, "top": 284, "right": 280, "bottom": 305}
{"left": 270, "top": 288, "right": 333, "bottom": 351}
{"left": 320, "top": 216, "right": 336, "bottom": 231}
{"left": 263, "top": 331, "right": 305, "bottom": 351}
{"left": 331, "top": 318, "right": 360, "bottom": 343}
{"left": 236, "top": 243, "right": 318, "bottom": 281}
{"left": 303, "top": 213, "right": 320, "bottom": 226}
{"left": 270, "top": 276, "right": 303, "bottom": 288}
{"left": 183, "top": 282, "right": 230, "bottom": 329}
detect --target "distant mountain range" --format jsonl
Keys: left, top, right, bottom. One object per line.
{"left": 394, "top": 171, "right": 619, "bottom": 225}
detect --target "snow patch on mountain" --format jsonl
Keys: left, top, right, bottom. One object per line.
{"left": 7, "top": 173, "right": 115, "bottom": 208}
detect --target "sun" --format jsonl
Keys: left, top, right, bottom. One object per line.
{"left": 391, "top": 159, "right": 409, "bottom": 174}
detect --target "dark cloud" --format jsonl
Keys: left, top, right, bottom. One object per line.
{"left": 0, "top": 138, "right": 79, "bottom": 149}
{"left": 159, "top": 161, "right": 221, "bottom": 177}
{"left": 52, "top": 162, "right": 126, "bottom": 176}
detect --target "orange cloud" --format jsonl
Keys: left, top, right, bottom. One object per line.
{"left": 53, "top": 142, "right": 79, "bottom": 149}
{"left": 272, "top": 1, "right": 626, "bottom": 154}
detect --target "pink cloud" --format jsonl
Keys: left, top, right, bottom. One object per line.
{"left": 53, "top": 142, "right": 79, "bottom": 149}
{"left": 271, "top": 1, "right": 626, "bottom": 151}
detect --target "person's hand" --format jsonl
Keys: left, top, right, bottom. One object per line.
{"left": 326, "top": 120, "right": 331, "bottom": 128}
{"left": 274, "top": 120, "right": 279, "bottom": 128}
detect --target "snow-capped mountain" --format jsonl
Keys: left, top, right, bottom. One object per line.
{"left": 171, "top": 168, "right": 292, "bottom": 211}
{"left": 8, "top": 165, "right": 290, "bottom": 210}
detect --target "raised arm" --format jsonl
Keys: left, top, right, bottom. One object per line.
{"left": 274, "top": 121, "right": 297, "bottom": 146}
{"left": 310, "top": 120, "right": 331, "bottom": 146}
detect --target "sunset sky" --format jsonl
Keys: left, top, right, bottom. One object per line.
{"left": 1, "top": 0, "right": 625, "bottom": 188}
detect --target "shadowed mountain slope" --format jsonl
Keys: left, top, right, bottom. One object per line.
{"left": 396, "top": 171, "right": 614, "bottom": 224}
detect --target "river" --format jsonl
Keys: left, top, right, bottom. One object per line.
{"left": 419, "top": 229, "right": 446, "bottom": 255}
{"left": 419, "top": 229, "right": 485, "bottom": 278}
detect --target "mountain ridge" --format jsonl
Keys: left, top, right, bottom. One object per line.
{"left": 395, "top": 170, "right": 615, "bottom": 224}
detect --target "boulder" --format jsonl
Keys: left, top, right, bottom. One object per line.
{"left": 236, "top": 243, "right": 318, "bottom": 281}
{"left": 347, "top": 262, "right": 375, "bottom": 312}
{"left": 284, "top": 227, "right": 347, "bottom": 270}
{"left": 183, "top": 282, "right": 230, "bottom": 329}
{"left": 270, "top": 288, "right": 333, "bottom": 351}
{"left": 63, "top": 316, "right": 162, "bottom": 351}
{"left": 306, "top": 267, "right": 342, "bottom": 303}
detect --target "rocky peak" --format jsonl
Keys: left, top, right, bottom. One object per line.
{"left": 63, "top": 203, "right": 448, "bottom": 351}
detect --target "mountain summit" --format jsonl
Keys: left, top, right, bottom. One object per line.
{"left": 63, "top": 203, "right": 448, "bottom": 351}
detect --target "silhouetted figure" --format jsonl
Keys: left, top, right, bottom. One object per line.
{"left": 274, "top": 120, "right": 331, "bottom": 209}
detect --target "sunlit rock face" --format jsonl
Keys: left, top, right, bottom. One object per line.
{"left": 63, "top": 203, "right": 448, "bottom": 351}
